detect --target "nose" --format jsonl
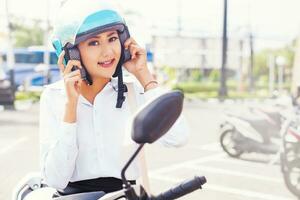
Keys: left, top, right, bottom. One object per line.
{"left": 99, "top": 44, "right": 114, "bottom": 59}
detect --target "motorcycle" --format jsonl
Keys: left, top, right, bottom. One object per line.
{"left": 13, "top": 91, "right": 207, "bottom": 200}
{"left": 280, "top": 114, "right": 300, "bottom": 197}
{"left": 219, "top": 104, "right": 288, "bottom": 158}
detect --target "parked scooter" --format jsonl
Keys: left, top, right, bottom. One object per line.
{"left": 280, "top": 115, "right": 300, "bottom": 197}
{"left": 219, "top": 104, "right": 288, "bottom": 158}
{"left": 13, "top": 91, "right": 207, "bottom": 200}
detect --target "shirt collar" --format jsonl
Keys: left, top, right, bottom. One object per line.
{"left": 44, "top": 76, "right": 132, "bottom": 106}
{"left": 78, "top": 78, "right": 119, "bottom": 106}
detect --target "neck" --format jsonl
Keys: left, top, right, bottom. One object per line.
{"left": 80, "top": 77, "right": 111, "bottom": 104}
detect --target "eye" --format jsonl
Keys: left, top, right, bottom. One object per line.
{"left": 109, "top": 36, "right": 118, "bottom": 42}
{"left": 88, "top": 40, "right": 99, "bottom": 46}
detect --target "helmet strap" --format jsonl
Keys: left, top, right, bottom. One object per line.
{"left": 116, "top": 68, "right": 127, "bottom": 108}
{"left": 82, "top": 63, "right": 93, "bottom": 85}
{"left": 115, "top": 45, "right": 127, "bottom": 108}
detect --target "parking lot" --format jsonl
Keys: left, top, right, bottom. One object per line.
{"left": 0, "top": 100, "right": 297, "bottom": 199}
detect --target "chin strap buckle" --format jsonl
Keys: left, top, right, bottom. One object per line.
{"left": 116, "top": 84, "right": 127, "bottom": 108}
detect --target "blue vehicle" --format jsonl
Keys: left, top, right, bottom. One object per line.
{"left": 0, "top": 46, "right": 154, "bottom": 88}
{"left": 0, "top": 47, "right": 60, "bottom": 87}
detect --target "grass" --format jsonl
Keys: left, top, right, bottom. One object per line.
{"left": 184, "top": 90, "right": 270, "bottom": 100}
{"left": 15, "top": 91, "right": 42, "bottom": 102}
{"left": 173, "top": 81, "right": 289, "bottom": 100}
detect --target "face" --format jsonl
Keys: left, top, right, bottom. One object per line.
{"left": 78, "top": 30, "right": 121, "bottom": 79}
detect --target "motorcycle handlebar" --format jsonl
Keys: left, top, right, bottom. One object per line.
{"left": 150, "top": 176, "right": 206, "bottom": 200}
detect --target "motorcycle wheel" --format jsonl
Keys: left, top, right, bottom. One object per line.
{"left": 282, "top": 158, "right": 300, "bottom": 197}
{"left": 281, "top": 133, "right": 300, "bottom": 197}
{"left": 220, "top": 129, "right": 244, "bottom": 158}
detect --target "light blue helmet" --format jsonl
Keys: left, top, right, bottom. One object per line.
{"left": 52, "top": 0, "right": 130, "bottom": 58}
{"left": 52, "top": 0, "right": 131, "bottom": 108}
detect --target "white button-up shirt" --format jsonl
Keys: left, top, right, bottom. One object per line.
{"left": 39, "top": 78, "right": 189, "bottom": 190}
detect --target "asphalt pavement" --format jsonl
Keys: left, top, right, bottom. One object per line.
{"left": 0, "top": 100, "right": 297, "bottom": 200}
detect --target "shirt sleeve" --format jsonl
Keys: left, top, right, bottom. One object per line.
{"left": 39, "top": 88, "right": 79, "bottom": 190}
{"left": 135, "top": 85, "right": 190, "bottom": 147}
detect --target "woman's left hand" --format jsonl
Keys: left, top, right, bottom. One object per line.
{"left": 123, "top": 37, "right": 148, "bottom": 77}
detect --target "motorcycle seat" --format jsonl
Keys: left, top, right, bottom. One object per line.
{"left": 23, "top": 187, "right": 56, "bottom": 200}
{"left": 259, "top": 109, "right": 281, "bottom": 125}
{"left": 53, "top": 191, "right": 105, "bottom": 200}
{"left": 23, "top": 187, "right": 105, "bottom": 200}
{"left": 239, "top": 116, "right": 268, "bottom": 132}
{"left": 239, "top": 116, "right": 275, "bottom": 143}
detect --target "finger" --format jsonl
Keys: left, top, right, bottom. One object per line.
{"left": 129, "top": 44, "right": 145, "bottom": 59}
{"left": 63, "top": 69, "right": 81, "bottom": 79}
{"left": 57, "top": 50, "right": 65, "bottom": 73}
{"left": 77, "top": 78, "right": 83, "bottom": 87}
{"left": 130, "top": 48, "right": 138, "bottom": 59}
{"left": 134, "top": 45, "right": 146, "bottom": 55}
{"left": 124, "top": 37, "right": 137, "bottom": 49}
{"left": 64, "top": 74, "right": 81, "bottom": 84}
{"left": 64, "top": 60, "right": 82, "bottom": 75}
{"left": 58, "top": 63, "right": 65, "bottom": 75}
{"left": 75, "top": 79, "right": 83, "bottom": 91}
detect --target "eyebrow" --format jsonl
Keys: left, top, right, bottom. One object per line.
{"left": 107, "top": 32, "right": 117, "bottom": 37}
{"left": 90, "top": 32, "right": 117, "bottom": 39}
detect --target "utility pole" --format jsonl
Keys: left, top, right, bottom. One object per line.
{"left": 268, "top": 55, "right": 275, "bottom": 96}
{"left": 44, "top": 0, "right": 51, "bottom": 85}
{"left": 291, "top": 37, "right": 300, "bottom": 97}
{"left": 176, "top": 0, "right": 185, "bottom": 81}
{"left": 177, "top": 0, "right": 182, "bottom": 37}
{"left": 276, "top": 56, "right": 286, "bottom": 94}
{"left": 238, "top": 39, "right": 244, "bottom": 92}
{"left": 219, "top": 0, "right": 228, "bottom": 98}
{"left": 249, "top": 32, "right": 254, "bottom": 92}
{"left": 5, "top": 0, "right": 16, "bottom": 107}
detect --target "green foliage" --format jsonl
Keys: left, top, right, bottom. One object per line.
{"left": 208, "top": 69, "right": 220, "bottom": 82}
{"left": 258, "top": 75, "right": 268, "bottom": 84}
{"left": 173, "top": 81, "right": 220, "bottom": 93}
{"left": 254, "top": 43, "right": 295, "bottom": 78}
{"left": 254, "top": 50, "right": 269, "bottom": 77}
{"left": 184, "top": 90, "right": 270, "bottom": 100}
{"left": 15, "top": 91, "right": 41, "bottom": 102}
{"left": 172, "top": 80, "right": 291, "bottom": 99}
{"left": 11, "top": 19, "right": 44, "bottom": 47}
{"left": 189, "top": 69, "right": 203, "bottom": 82}
{"left": 161, "top": 66, "right": 177, "bottom": 82}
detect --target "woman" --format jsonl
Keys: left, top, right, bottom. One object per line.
{"left": 39, "top": 0, "right": 189, "bottom": 196}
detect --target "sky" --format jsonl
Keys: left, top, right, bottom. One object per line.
{"left": 1, "top": 0, "right": 300, "bottom": 49}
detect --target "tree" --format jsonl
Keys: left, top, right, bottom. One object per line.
{"left": 10, "top": 18, "right": 44, "bottom": 47}
{"left": 254, "top": 43, "right": 295, "bottom": 82}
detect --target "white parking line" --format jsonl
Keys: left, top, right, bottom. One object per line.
{"left": 214, "top": 157, "right": 276, "bottom": 167}
{"left": 150, "top": 175, "right": 293, "bottom": 200}
{"left": 189, "top": 142, "right": 221, "bottom": 152}
{"left": 186, "top": 165, "right": 283, "bottom": 183}
{"left": 206, "top": 183, "right": 293, "bottom": 200}
{"left": 0, "top": 136, "right": 28, "bottom": 155}
{"left": 149, "top": 153, "right": 226, "bottom": 175}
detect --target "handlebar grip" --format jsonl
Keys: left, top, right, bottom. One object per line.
{"left": 152, "top": 176, "right": 206, "bottom": 200}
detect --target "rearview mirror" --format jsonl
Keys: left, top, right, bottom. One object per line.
{"left": 132, "top": 90, "right": 184, "bottom": 144}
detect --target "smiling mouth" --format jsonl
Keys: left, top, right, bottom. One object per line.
{"left": 98, "top": 59, "right": 115, "bottom": 68}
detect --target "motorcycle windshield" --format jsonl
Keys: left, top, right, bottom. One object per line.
{"left": 52, "top": 0, "right": 123, "bottom": 46}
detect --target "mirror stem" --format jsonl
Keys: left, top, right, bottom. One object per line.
{"left": 121, "top": 144, "right": 144, "bottom": 188}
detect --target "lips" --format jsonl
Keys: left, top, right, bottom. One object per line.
{"left": 98, "top": 59, "right": 115, "bottom": 68}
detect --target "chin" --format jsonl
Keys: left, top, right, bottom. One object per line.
{"left": 97, "top": 71, "right": 115, "bottom": 79}
{"left": 90, "top": 66, "right": 117, "bottom": 79}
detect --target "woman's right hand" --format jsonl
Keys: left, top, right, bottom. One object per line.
{"left": 58, "top": 51, "right": 82, "bottom": 104}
